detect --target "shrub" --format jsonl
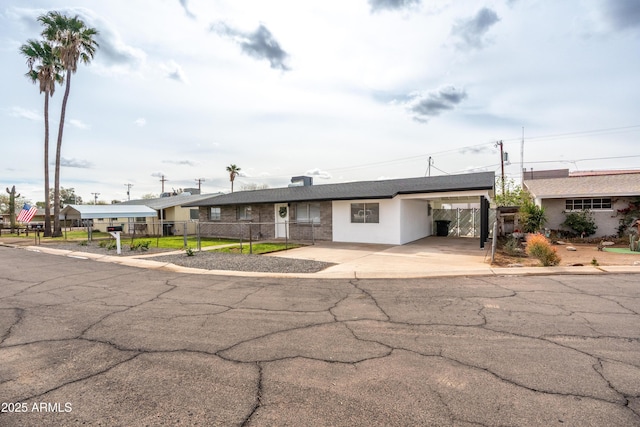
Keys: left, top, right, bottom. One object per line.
{"left": 562, "top": 209, "right": 597, "bottom": 237}
{"left": 502, "top": 236, "right": 522, "bottom": 256}
{"left": 99, "top": 240, "right": 116, "bottom": 250}
{"left": 526, "top": 233, "right": 561, "bottom": 266}
{"left": 129, "top": 240, "right": 151, "bottom": 251}
{"left": 185, "top": 247, "right": 195, "bottom": 257}
{"left": 519, "top": 200, "right": 547, "bottom": 233}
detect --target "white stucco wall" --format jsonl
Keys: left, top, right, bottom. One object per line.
{"left": 332, "top": 198, "right": 433, "bottom": 245}
{"left": 332, "top": 199, "right": 401, "bottom": 244}
{"left": 400, "top": 199, "right": 431, "bottom": 244}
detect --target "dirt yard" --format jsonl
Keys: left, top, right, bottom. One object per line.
{"left": 493, "top": 242, "right": 640, "bottom": 267}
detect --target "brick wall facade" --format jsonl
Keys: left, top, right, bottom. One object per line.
{"left": 198, "top": 201, "right": 333, "bottom": 241}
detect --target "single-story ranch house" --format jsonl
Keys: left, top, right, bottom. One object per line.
{"left": 184, "top": 172, "right": 495, "bottom": 247}
{"left": 523, "top": 169, "right": 640, "bottom": 237}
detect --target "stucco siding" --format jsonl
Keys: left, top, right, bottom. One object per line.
{"left": 400, "top": 199, "right": 431, "bottom": 244}
{"left": 541, "top": 198, "right": 629, "bottom": 237}
{"left": 332, "top": 199, "right": 401, "bottom": 244}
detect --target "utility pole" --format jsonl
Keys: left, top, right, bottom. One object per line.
{"left": 160, "top": 175, "right": 167, "bottom": 193}
{"left": 495, "top": 140, "right": 506, "bottom": 195}
{"left": 520, "top": 127, "right": 525, "bottom": 185}
{"left": 124, "top": 183, "right": 133, "bottom": 201}
{"left": 425, "top": 156, "right": 434, "bottom": 177}
{"left": 195, "top": 178, "right": 205, "bottom": 192}
{"left": 91, "top": 192, "right": 100, "bottom": 205}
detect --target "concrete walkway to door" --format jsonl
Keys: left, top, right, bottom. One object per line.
{"left": 267, "top": 236, "right": 495, "bottom": 278}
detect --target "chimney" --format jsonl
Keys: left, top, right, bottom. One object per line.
{"left": 289, "top": 176, "right": 313, "bottom": 187}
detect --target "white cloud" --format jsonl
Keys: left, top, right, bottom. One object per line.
{"left": 304, "top": 168, "right": 332, "bottom": 179}
{"left": 134, "top": 118, "right": 147, "bottom": 127}
{"left": 162, "top": 60, "right": 189, "bottom": 83}
{"left": 69, "top": 119, "right": 90, "bottom": 130}
{"left": 9, "top": 107, "right": 40, "bottom": 121}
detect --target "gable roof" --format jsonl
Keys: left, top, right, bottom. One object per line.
{"left": 60, "top": 204, "right": 157, "bottom": 219}
{"left": 184, "top": 172, "right": 495, "bottom": 207}
{"left": 119, "top": 193, "right": 220, "bottom": 210}
{"left": 524, "top": 172, "right": 640, "bottom": 199}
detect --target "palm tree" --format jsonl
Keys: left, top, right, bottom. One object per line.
{"left": 20, "top": 39, "right": 63, "bottom": 237}
{"left": 39, "top": 11, "right": 99, "bottom": 236}
{"left": 226, "top": 164, "right": 241, "bottom": 192}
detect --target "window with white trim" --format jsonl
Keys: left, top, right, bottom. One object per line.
{"left": 209, "top": 207, "right": 220, "bottom": 221}
{"left": 351, "top": 203, "right": 379, "bottom": 223}
{"left": 565, "top": 198, "right": 612, "bottom": 211}
{"left": 295, "top": 203, "right": 320, "bottom": 223}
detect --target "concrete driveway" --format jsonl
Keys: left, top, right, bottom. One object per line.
{"left": 268, "top": 236, "right": 494, "bottom": 277}
{"left": 1, "top": 246, "right": 639, "bottom": 426}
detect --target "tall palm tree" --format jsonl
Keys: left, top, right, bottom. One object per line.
{"left": 39, "top": 11, "right": 99, "bottom": 236}
{"left": 226, "top": 164, "right": 241, "bottom": 192}
{"left": 19, "top": 39, "right": 63, "bottom": 237}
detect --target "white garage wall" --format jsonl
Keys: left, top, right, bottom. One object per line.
{"left": 332, "top": 199, "right": 401, "bottom": 244}
{"left": 400, "top": 199, "right": 431, "bottom": 244}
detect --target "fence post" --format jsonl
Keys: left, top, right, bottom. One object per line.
{"left": 239, "top": 223, "right": 243, "bottom": 252}
{"left": 183, "top": 222, "right": 188, "bottom": 248}
{"left": 249, "top": 223, "right": 253, "bottom": 254}
{"left": 196, "top": 222, "right": 201, "bottom": 251}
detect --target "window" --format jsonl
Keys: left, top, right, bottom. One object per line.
{"left": 295, "top": 203, "right": 320, "bottom": 223}
{"left": 210, "top": 207, "right": 221, "bottom": 221}
{"left": 351, "top": 203, "right": 379, "bottom": 223}
{"left": 237, "top": 205, "right": 252, "bottom": 220}
{"left": 565, "top": 198, "right": 612, "bottom": 211}
{"left": 190, "top": 209, "right": 200, "bottom": 220}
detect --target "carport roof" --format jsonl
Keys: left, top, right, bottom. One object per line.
{"left": 119, "top": 193, "right": 220, "bottom": 210}
{"left": 184, "top": 172, "right": 495, "bottom": 207}
{"left": 60, "top": 204, "right": 157, "bottom": 219}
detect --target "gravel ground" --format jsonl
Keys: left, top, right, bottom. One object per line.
{"left": 40, "top": 242, "right": 336, "bottom": 273}
{"left": 149, "top": 252, "right": 336, "bottom": 273}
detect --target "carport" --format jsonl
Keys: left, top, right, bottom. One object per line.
{"left": 60, "top": 204, "right": 157, "bottom": 239}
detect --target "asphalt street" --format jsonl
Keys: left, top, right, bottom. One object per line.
{"left": 1, "top": 245, "right": 639, "bottom": 426}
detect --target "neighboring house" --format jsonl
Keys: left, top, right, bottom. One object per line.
{"left": 115, "top": 192, "right": 220, "bottom": 235}
{"left": 184, "top": 172, "right": 495, "bottom": 246}
{"left": 523, "top": 169, "right": 640, "bottom": 237}
{"left": 60, "top": 204, "right": 157, "bottom": 233}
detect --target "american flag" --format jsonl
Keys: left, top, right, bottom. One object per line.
{"left": 16, "top": 203, "right": 38, "bottom": 223}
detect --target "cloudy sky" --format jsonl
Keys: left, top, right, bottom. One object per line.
{"left": 1, "top": 0, "right": 639, "bottom": 203}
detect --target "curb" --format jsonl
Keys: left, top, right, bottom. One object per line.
{"left": 14, "top": 244, "right": 640, "bottom": 279}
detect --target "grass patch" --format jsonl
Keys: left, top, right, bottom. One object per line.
{"left": 210, "top": 242, "right": 303, "bottom": 255}
{"left": 129, "top": 236, "right": 239, "bottom": 249}
{"left": 604, "top": 247, "right": 640, "bottom": 255}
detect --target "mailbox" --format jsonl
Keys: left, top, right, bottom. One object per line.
{"left": 107, "top": 225, "right": 123, "bottom": 232}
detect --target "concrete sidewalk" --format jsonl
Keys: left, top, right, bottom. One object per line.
{"left": 8, "top": 236, "right": 639, "bottom": 279}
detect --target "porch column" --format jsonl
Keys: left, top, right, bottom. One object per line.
{"left": 480, "top": 196, "right": 489, "bottom": 249}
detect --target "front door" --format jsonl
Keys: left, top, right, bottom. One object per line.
{"left": 274, "top": 203, "right": 289, "bottom": 238}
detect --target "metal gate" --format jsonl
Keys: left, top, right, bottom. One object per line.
{"left": 433, "top": 208, "right": 496, "bottom": 237}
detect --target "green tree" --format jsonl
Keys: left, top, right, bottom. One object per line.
{"left": 494, "top": 178, "right": 529, "bottom": 207}
{"left": 39, "top": 11, "right": 99, "bottom": 236}
{"left": 20, "top": 39, "right": 64, "bottom": 237}
{"left": 49, "top": 187, "right": 82, "bottom": 207}
{"left": 226, "top": 164, "right": 241, "bottom": 192}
